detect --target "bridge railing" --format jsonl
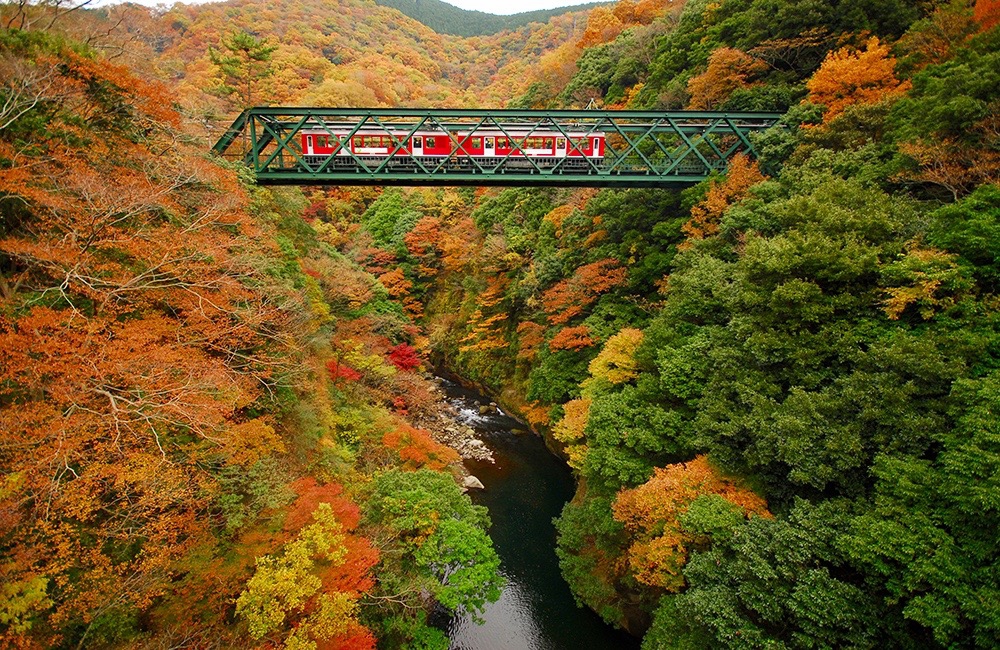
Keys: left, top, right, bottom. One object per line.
{"left": 212, "top": 107, "right": 784, "bottom": 187}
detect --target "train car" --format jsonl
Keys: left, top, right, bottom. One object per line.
{"left": 300, "top": 127, "right": 605, "bottom": 172}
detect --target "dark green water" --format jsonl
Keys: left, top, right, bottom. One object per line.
{"left": 440, "top": 379, "right": 641, "bottom": 650}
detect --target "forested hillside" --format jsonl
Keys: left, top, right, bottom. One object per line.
{"left": 294, "top": 0, "right": 1000, "bottom": 647}
{"left": 2, "top": 0, "right": 1000, "bottom": 648}
{"left": 373, "top": 0, "right": 606, "bottom": 37}
{"left": 0, "top": 15, "right": 503, "bottom": 650}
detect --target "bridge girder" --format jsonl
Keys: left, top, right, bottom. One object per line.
{"left": 212, "top": 107, "right": 784, "bottom": 187}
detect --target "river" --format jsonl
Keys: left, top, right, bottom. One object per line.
{"left": 438, "top": 379, "right": 641, "bottom": 650}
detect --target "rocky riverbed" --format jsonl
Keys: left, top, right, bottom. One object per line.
{"left": 408, "top": 376, "right": 496, "bottom": 466}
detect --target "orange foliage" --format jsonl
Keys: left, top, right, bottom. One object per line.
{"left": 578, "top": 6, "right": 625, "bottom": 47}
{"left": 516, "top": 321, "right": 547, "bottom": 361}
{"left": 439, "top": 216, "right": 479, "bottom": 273}
{"left": 521, "top": 401, "right": 552, "bottom": 428}
{"left": 687, "top": 48, "right": 767, "bottom": 110}
{"left": 898, "top": 138, "right": 1000, "bottom": 201}
{"left": 382, "top": 424, "right": 460, "bottom": 471}
{"left": 679, "top": 154, "right": 765, "bottom": 250}
{"left": 806, "top": 37, "right": 911, "bottom": 122}
{"left": 460, "top": 276, "right": 510, "bottom": 353}
{"left": 897, "top": 2, "right": 979, "bottom": 70}
{"left": 542, "top": 258, "right": 627, "bottom": 324}
{"left": 378, "top": 267, "right": 422, "bottom": 319}
{"left": 549, "top": 325, "right": 596, "bottom": 351}
{"left": 284, "top": 479, "right": 362, "bottom": 533}
{"left": 0, "top": 44, "right": 319, "bottom": 642}
{"left": 976, "top": 0, "right": 1000, "bottom": 30}
{"left": 543, "top": 204, "right": 575, "bottom": 236}
{"left": 612, "top": 456, "right": 770, "bottom": 590}
{"left": 404, "top": 215, "right": 442, "bottom": 277}
{"left": 356, "top": 247, "right": 398, "bottom": 275}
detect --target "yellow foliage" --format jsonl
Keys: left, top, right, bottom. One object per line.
{"left": 0, "top": 575, "right": 52, "bottom": 635}
{"left": 882, "top": 243, "right": 971, "bottom": 320}
{"left": 553, "top": 397, "right": 591, "bottom": 470}
{"left": 226, "top": 418, "right": 287, "bottom": 467}
{"left": 236, "top": 503, "right": 351, "bottom": 641}
{"left": 587, "top": 328, "right": 644, "bottom": 386}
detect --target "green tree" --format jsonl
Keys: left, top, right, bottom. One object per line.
{"left": 840, "top": 371, "right": 1000, "bottom": 647}
{"left": 208, "top": 30, "right": 278, "bottom": 109}
{"left": 646, "top": 500, "right": 884, "bottom": 649}
{"left": 361, "top": 470, "right": 502, "bottom": 643}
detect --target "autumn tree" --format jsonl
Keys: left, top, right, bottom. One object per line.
{"left": 586, "top": 328, "right": 644, "bottom": 386}
{"left": 516, "top": 321, "right": 547, "bottom": 362}
{"left": 612, "top": 456, "right": 769, "bottom": 590}
{"left": 549, "top": 325, "right": 596, "bottom": 351}
{"left": 542, "top": 258, "right": 627, "bottom": 324}
{"left": 578, "top": 6, "right": 624, "bottom": 48}
{"left": 686, "top": 48, "right": 767, "bottom": 110}
{"left": 0, "top": 31, "right": 316, "bottom": 647}
{"left": 975, "top": 0, "right": 1000, "bottom": 31}
{"left": 891, "top": 32, "right": 1000, "bottom": 199}
{"left": 236, "top": 503, "right": 374, "bottom": 649}
{"left": 553, "top": 397, "right": 591, "bottom": 469}
{"left": 806, "top": 37, "right": 911, "bottom": 122}
{"left": 382, "top": 424, "right": 460, "bottom": 471}
{"left": 896, "top": 0, "right": 979, "bottom": 72}
{"left": 460, "top": 276, "right": 510, "bottom": 353}
{"left": 679, "top": 154, "right": 765, "bottom": 249}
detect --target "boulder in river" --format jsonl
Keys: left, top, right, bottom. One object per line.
{"left": 462, "top": 475, "right": 485, "bottom": 490}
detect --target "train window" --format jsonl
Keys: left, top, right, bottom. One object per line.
{"left": 412, "top": 136, "right": 422, "bottom": 148}
{"left": 426, "top": 137, "right": 436, "bottom": 148}
{"left": 557, "top": 138, "right": 566, "bottom": 149}
{"left": 471, "top": 137, "right": 482, "bottom": 148}
{"left": 306, "top": 135, "right": 313, "bottom": 148}
{"left": 498, "top": 137, "right": 508, "bottom": 148}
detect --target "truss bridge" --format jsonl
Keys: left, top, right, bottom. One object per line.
{"left": 212, "top": 107, "right": 784, "bottom": 187}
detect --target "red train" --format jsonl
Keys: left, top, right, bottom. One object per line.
{"left": 300, "top": 127, "right": 606, "bottom": 171}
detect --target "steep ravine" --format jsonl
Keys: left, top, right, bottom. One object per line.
{"left": 434, "top": 377, "right": 639, "bottom": 650}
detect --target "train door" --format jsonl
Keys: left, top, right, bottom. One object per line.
{"left": 305, "top": 135, "right": 314, "bottom": 155}
{"left": 556, "top": 137, "right": 567, "bottom": 159}
{"left": 484, "top": 136, "right": 495, "bottom": 158}
{"left": 592, "top": 136, "right": 601, "bottom": 157}
{"left": 412, "top": 136, "right": 423, "bottom": 157}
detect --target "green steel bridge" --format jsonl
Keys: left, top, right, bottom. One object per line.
{"left": 212, "top": 107, "right": 784, "bottom": 187}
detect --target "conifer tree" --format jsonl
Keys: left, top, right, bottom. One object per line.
{"left": 208, "top": 31, "right": 278, "bottom": 109}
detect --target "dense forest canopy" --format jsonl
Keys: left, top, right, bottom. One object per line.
{"left": 373, "top": 0, "right": 608, "bottom": 37}
{"left": 2, "top": 0, "right": 1000, "bottom": 648}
